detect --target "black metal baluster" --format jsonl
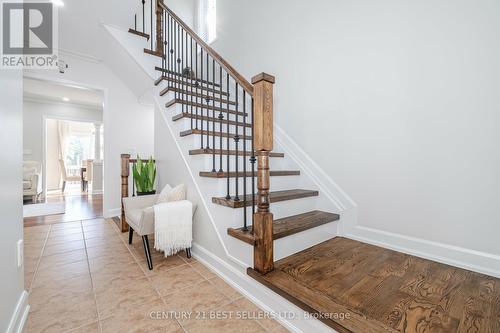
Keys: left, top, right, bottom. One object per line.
{"left": 179, "top": 28, "right": 187, "bottom": 114}
{"left": 176, "top": 23, "right": 180, "bottom": 103}
{"left": 250, "top": 98, "right": 256, "bottom": 227}
{"left": 169, "top": 15, "right": 173, "bottom": 88}
{"left": 212, "top": 58, "right": 216, "bottom": 172}
{"left": 142, "top": 0, "right": 145, "bottom": 34}
{"left": 242, "top": 90, "right": 248, "bottom": 230}
{"left": 234, "top": 83, "right": 240, "bottom": 201}
{"left": 190, "top": 36, "right": 193, "bottom": 130}
{"left": 135, "top": 14, "right": 137, "bottom": 31}
{"left": 200, "top": 48, "right": 204, "bottom": 149}
{"left": 205, "top": 54, "right": 210, "bottom": 149}
{"left": 225, "top": 73, "right": 231, "bottom": 199}
{"left": 195, "top": 42, "right": 199, "bottom": 130}
{"left": 218, "top": 65, "right": 223, "bottom": 173}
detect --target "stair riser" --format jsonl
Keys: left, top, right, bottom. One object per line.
{"left": 174, "top": 119, "right": 253, "bottom": 137}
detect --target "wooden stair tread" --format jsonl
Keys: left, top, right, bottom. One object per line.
{"left": 155, "top": 76, "right": 225, "bottom": 96}
{"left": 173, "top": 113, "right": 251, "bottom": 128}
{"left": 128, "top": 28, "right": 149, "bottom": 39}
{"left": 166, "top": 99, "right": 247, "bottom": 117}
{"left": 155, "top": 67, "right": 221, "bottom": 87}
{"left": 200, "top": 170, "right": 300, "bottom": 178}
{"left": 227, "top": 210, "right": 339, "bottom": 245}
{"left": 144, "top": 48, "right": 164, "bottom": 58}
{"left": 180, "top": 129, "right": 251, "bottom": 140}
{"left": 189, "top": 149, "right": 284, "bottom": 158}
{"left": 212, "top": 189, "right": 319, "bottom": 208}
{"left": 161, "top": 86, "right": 233, "bottom": 104}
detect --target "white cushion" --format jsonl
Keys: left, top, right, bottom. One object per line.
{"left": 23, "top": 167, "right": 36, "bottom": 181}
{"left": 23, "top": 180, "right": 32, "bottom": 190}
{"left": 156, "top": 184, "right": 186, "bottom": 204}
{"left": 166, "top": 184, "right": 186, "bottom": 202}
{"left": 156, "top": 184, "right": 172, "bottom": 204}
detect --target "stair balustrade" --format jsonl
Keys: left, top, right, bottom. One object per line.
{"left": 128, "top": 0, "right": 276, "bottom": 273}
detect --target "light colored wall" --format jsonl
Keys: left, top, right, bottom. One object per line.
{"left": 23, "top": 100, "right": 102, "bottom": 191}
{"left": 209, "top": 0, "right": 500, "bottom": 259}
{"left": 168, "top": 0, "right": 196, "bottom": 28}
{"left": 0, "top": 71, "right": 25, "bottom": 332}
{"left": 25, "top": 55, "right": 154, "bottom": 217}
{"left": 45, "top": 119, "right": 59, "bottom": 190}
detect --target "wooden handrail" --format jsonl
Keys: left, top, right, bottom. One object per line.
{"left": 158, "top": 0, "right": 254, "bottom": 96}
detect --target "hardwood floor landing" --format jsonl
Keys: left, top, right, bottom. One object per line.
{"left": 248, "top": 237, "right": 500, "bottom": 333}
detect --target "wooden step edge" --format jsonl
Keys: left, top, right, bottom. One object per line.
{"left": 227, "top": 210, "right": 340, "bottom": 245}
{"left": 128, "top": 28, "right": 150, "bottom": 39}
{"left": 246, "top": 268, "right": 354, "bottom": 333}
{"left": 157, "top": 76, "right": 226, "bottom": 95}
{"left": 166, "top": 99, "right": 248, "bottom": 117}
{"left": 227, "top": 228, "right": 255, "bottom": 245}
{"left": 180, "top": 129, "right": 252, "bottom": 140}
{"left": 200, "top": 170, "right": 300, "bottom": 178}
{"left": 155, "top": 66, "right": 221, "bottom": 87}
{"left": 161, "top": 86, "right": 234, "bottom": 103}
{"left": 172, "top": 113, "right": 252, "bottom": 128}
{"left": 154, "top": 76, "right": 165, "bottom": 86}
{"left": 189, "top": 149, "right": 285, "bottom": 158}
{"left": 144, "top": 48, "right": 165, "bottom": 58}
{"left": 212, "top": 189, "right": 319, "bottom": 208}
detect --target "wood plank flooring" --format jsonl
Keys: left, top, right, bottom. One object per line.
{"left": 24, "top": 194, "right": 103, "bottom": 227}
{"left": 249, "top": 237, "right": 500, "bottom": 333}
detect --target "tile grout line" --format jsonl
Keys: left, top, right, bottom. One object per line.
{"left": 80, "top": 220, "right": 104, "bottom": 333}
{"left": 108, "top": 219, "right": 190, "bottom": 332}
{"left": 26, "top": 224, "right": 52, "bottom": 294}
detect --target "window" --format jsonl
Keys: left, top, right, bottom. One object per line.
{"left": 197, "top": 0, "right": 216, "bottom": 44}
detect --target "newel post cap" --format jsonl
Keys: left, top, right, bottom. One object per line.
{"left": 251, "top": 72, "right": 276, "bottom": 84}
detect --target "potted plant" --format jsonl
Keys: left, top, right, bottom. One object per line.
{"left": 132, "top": 155, "right": 156, "bottom": 196}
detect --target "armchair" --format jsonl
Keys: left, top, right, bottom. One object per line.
{"left": 23, "top": 161, "right": 42, "bottom": 202}
{"left": 122, "top": 194, "right": 196, "bottom": 270}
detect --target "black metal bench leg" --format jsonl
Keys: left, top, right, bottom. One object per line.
{"left": 142, "top": 235, "right": 153, "bottom": 270}
{"left": 186, "top": 247, "right": 192, "bottom": 259}
{"left": 128, "top": 227, "right": 134, "bottom": 244}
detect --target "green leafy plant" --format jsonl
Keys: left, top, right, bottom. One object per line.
{"left": 132, "top": 156, "right": 156, "bottom": 193}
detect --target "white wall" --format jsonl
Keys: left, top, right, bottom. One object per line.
{"left": 0, "top": 71, "right": 26, "bottom": 332}
{"left": 168, "top": 0, "right": 196, "bottom": 29}
{"left": 209, "top": 0, "right": 500, "bottom": 266}
{"left": 25, "top": 55, "right": 154, "bottom": 218}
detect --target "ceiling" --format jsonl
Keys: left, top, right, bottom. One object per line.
{"left": 23, "top": 77, "right": 103, "bottom": 109}
{"left": 57, "top": 0, "right": 138, "bottom": 60}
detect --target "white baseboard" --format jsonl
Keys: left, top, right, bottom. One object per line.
{"left": 6, "top": 290, "right": 30, "bottom": 333}
{"left": 191, "top": 243, "right": 336, "bottom": 333}
{"left": 346, "top": 226, "right": 500, "bottom": 278}
{"left": 104, "top": 208, "right": 121, "bottom": 218}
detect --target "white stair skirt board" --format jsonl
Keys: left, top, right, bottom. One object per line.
{"left": 23, "top": 202, "right": 65, "bottom": 218}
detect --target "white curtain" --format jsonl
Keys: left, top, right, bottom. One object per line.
{"left": 56, "top": 120, "right": 69, "bottom": 182}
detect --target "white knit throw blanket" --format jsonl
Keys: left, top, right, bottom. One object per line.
{"left": 153, "top": 200, "right": 193, "bottom": 257}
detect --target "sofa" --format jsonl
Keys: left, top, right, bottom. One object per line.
{"left": 23, "top": 161, "right": 42, "bottom": 202}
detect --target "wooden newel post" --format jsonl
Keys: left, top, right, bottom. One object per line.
{"left": 155, "top": 0, "right": 163, "bottom": 54}
{"left": 120, "top": 154, "right": 131, "bottom": 233}
{"left": 251, "top": 72, "right": 276, "bottom": 274}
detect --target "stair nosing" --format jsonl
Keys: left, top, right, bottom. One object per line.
{"left": 200, "top": 170, "right": 300, "bottom": 178}
{"left": 189, "top": 149, "right": 285, "bottom": 158}
{"left": 173, "top": 112, "right": 251, "bottom": 128}
{"left": 227, "top": 210, "right": 340, "bottom": 245}
{"left": 166, "top": 99, "right": 247, "bottom": 117}
{"left": 213, "top": 189, "right": 319, "bottom": 208}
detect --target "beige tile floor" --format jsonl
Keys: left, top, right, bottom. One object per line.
{"left": 23, "top": 218, "right": 288, "bottom": 333}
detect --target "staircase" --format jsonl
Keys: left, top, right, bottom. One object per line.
{"left": 124, "top": 0, "right": 341, "bottom": 328}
